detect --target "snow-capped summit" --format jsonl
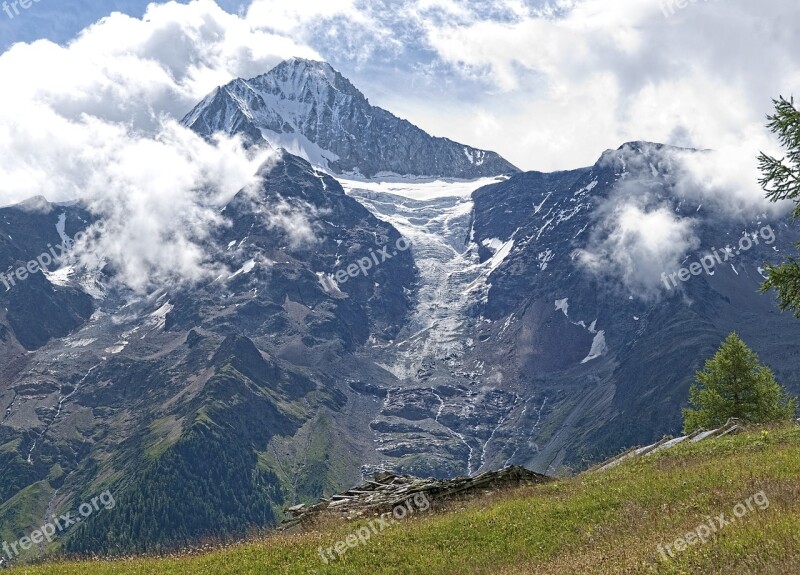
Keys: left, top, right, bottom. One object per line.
{"left": 182, "top": 58, "right": 519, "bottom": 178}
{"left": 264, "top": 57, "right": 360, "bottom": 98}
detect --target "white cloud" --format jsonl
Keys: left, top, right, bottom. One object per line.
{"left": 392, "top": 0, "right": 800, "bottom": 175}
{"left": 574, "top": 139, "right": 792, "bottom": 300}
{"left": 246, "top": 0, "right": 397, "bottom": 64}
{"left": 0, "top": 0, "right": 313, "bottom": 292}
{"left": 0, "top": 0, "right": 319, "bottom": 131}
{"left": 576, "top": 183, "right": 700, "bottom": 301}
{"left": 264, "top": 198, "right": 322, "bottom": 249}
{"left": 246, "top": 0, "right": 368, "bottom": 34}
{"left": 67, "top": 120, "right": 273, "bottom": 293}
{"left": 670, "top": 143, "right": 788, "bottom": 219}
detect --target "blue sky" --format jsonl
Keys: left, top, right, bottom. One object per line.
{"left": 0, "top": 0, "right": 243, "bottom": 50}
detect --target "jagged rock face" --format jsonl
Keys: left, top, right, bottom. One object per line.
{"left": 465, "top": 142, "right": 800, "bottom": 471}
{"left": 0, "top": 152, "right": 419, "bottom": 557}
{"left": 182, "top": 58, "right": 519, "bottom": 178}
{"left": 0, "top": 200, "right": 96, "bottom": 352}
{"left": 4, "top": 269, "right": 93, "bottom": 350}
{"left": 331, "top": 142, "right": 800, "bottom": 480}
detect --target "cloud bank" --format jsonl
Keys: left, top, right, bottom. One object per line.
{"left": 0, "top": 0, "right": 313, "bottom": 291}
{"left": 575, "top": 141, "right": 791, "bottom": 300}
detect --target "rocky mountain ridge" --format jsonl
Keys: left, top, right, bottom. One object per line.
{"left": 183, "top": 58, "right": 519, "bottom": 178}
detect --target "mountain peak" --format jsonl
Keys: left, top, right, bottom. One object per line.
{"left": 270, "top": 58, "right": 341, "bottom": 82}
{"left": 182, "top": 60, "right": 518, "bottom": 178}
{"left": 13, "top": 195, "right": 53, "bottom": 213}
{"left": 279, "top": 57, "right": 336, "bottom": 74}
{"left": 250, "top": 58, "right": 364, "bottom": 103}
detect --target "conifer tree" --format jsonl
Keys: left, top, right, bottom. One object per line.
{"left": 683, "top": 333, "right": 797, "bottom": 433}
{"left": 759, "top": 97, "right": 800, "bottom": 315}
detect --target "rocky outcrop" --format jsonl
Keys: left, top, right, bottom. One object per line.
{"left": 280, "top": 465, "right": 552, "bottom": 530}
{"left": 595, "top": 419, "right": 744, "bottom": 472}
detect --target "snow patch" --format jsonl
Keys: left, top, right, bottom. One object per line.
{"left": 261, "top": 128, "right": 340, "bottom": 169}
{"left": 462, "top": 147, "right": 486, "bottom": 166}
{"left": 533, "top": 192, "right": 552, "bottom": 215}
{"left": 55, "top": 213, "right": 72, "bottom": 247}
{"left": 66, "top": 338, "right": 96, "bottom": 348}
{"left": 229, "top": 259, "right": 256, "bottom": 279}
{"left": 581, "top": 331, "right": 607, "bottom": 364}
{"left": 481, "top": 238, "right": 504, "bottom": 253}
{"left": 105, "top": 341, "right": 128, "bottom": 354}
{"left": 487, "top": 238, "right": 514, "bottom": 273}
{"left": 538, "top": 249, "right": 554, "bottom": 270}
{"left": 316, "top": 272, "right": 345, "bottom": 295}
{"left": 44, "top": 265, "right": 74, "bottom": 286}
{"left": 79, "top": 274, "right": 106, "bottom": 299}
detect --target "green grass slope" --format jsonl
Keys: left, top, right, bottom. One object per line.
{"left": 7, "top": 424, "right": 800, "bottom": 574}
